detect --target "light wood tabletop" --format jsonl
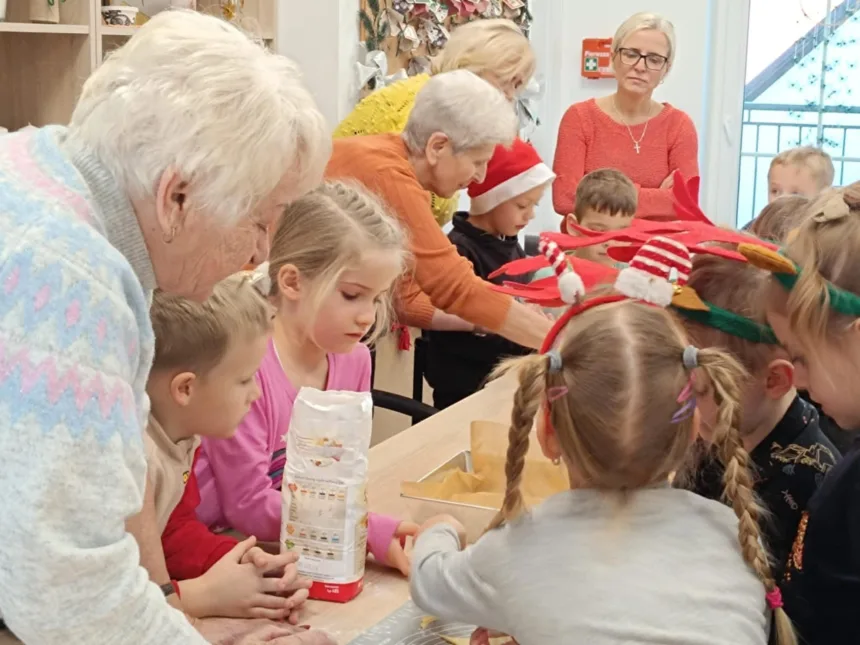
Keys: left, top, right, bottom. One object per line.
{"left": 0, "top": 378, "right": 516, "bottom": 645}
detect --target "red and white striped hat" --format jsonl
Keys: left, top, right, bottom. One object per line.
{"left": 614, "top": 236, "right": 692, "bottom": 307}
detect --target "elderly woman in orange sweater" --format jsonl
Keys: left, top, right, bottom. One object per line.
{"left": 335, "top": 19, "right": 535, "bottom": 227}
{"left": 552, "top": 12, "right": 699, "bottom": 222}
{"left": 327, "top": 70, "right": 551, "bottom": 349}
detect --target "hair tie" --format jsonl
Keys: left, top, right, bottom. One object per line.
{"left": 766, "top": 587, "right": 783, "bottom": 610}
{"left": 682, "top": 345, "right": 698, "bottom": 370}
{"left": 546, "top": 349, "right": 563, "bottom": 373}
{"left": 249, "top": 262, "right": 272, "bottom": 295}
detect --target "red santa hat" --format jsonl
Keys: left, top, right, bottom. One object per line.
{"left": 468, "top": 138, "right": 555, "bottom": 215}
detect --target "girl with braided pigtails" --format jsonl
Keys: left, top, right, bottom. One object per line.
{"left": 740, "top": 181, "right": 860, "bottom": 645}
{"left": 410, "top": 236, "right": 795, "bottom": 645}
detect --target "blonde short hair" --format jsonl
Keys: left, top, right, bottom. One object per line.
{"left": 266, "top": 181, "right": 407, "bottom": 344}
{"left": 69, "top": 10, "right": 329, "bottom": 227}
{"left": 612, "top": 12, "right": 677, "bottom": 68}
{"left": 432, "top": 19, "right": 535, "bottom": 89}
{"left": 769, "top": 146, "right": 835, "bottom": 190}
{"left": 748, "top": 194, "right": 811, "bottom": 243}
{"left": 151, "top": 274, "right": 273, "bottom": 375}
{"left": 402, "top": 70, "right": 517, "bottom": 154}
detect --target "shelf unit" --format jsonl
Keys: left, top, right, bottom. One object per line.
{"left": 0, "top": 0, "right": 277, "bottom": 130}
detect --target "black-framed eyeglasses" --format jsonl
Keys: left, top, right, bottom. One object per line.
{"left": 615, "top": 47, "right": 668, "bottom": 71}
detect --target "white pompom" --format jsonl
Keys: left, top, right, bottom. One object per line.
{"left": 558, "top": 270, "right": 585, "bottom": 304}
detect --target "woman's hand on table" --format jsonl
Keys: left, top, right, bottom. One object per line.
{"left": 182, "top": 536, "right": 309, "bottom": 621}
{"left": 470, "top": 628, "right": 518, "bottom": 645}
{"left": 196, "top": 618, "right": 334, "bottom": 645}
{"left": 234, "top": 624, "right": 336, "bottom": 645}
{"left": 386, "top": 521, "right": 420, "bottom": 577}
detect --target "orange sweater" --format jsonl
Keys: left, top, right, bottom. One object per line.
{"left": 552, "top": 99, "right": 699, "bottom": 220}
{"left": 325, "top": 133, "right": 512, "bottom": 331}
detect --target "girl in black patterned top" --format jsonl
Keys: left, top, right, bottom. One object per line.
{"left": 740, "top": 183, "right": 860, "bottom": 645}
{"left": 677, "top": 254, "right": 840, "bottom": 580}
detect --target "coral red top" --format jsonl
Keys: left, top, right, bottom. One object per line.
{"left": 552, "top": 98, "right": 699, "bottom": 220}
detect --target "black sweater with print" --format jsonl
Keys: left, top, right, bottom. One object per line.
{"left": 424, "top": 213, "right": 531, "bottom": 408}
{"left": 781, "top": 437, "right": 860, "bottom": 645}
{"left": 689, "top": 396, "right": 840, "bottom": 582}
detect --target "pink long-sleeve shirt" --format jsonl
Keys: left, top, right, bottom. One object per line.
{"left": 552, "top": 98, "right": 699, "bottom": 220}
{"left": 195, "top": 338, "right": 399, "bottom": 565}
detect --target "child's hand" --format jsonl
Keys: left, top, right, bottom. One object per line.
{"left": 182, "top": 536, "right": 305, "bottom": 620}
{"left": 240, "top": 544, "right": 313, "bottom": 624}
{"left": 386, "top": 521, "right": 419, "bottom": 577}
{"left": 470, "top": 628, "right": 518, "bottom": 645}
{"left": 417, "top": 515, "right": 467, "bottom": 549}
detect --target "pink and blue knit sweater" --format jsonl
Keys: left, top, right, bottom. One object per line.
{"left": 0, "top": 127, "right": 204, "bottom": 642}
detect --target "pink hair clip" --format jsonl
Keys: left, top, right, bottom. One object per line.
{"left": 547, "top": 386, "right": 569, "bottom": 402}
{"left": 766, "top": 587, "right": 784, "bottom": 610}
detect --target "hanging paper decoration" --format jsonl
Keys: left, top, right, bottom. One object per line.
{"left": 358, "top": 0, "right": 532, "bottom": 83}
{"left": 357, "top": 0, "right": 534, "bottom": 123}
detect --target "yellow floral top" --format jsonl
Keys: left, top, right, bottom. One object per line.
{"left": 333, "top": 73, "right": 459, "bottom": 227}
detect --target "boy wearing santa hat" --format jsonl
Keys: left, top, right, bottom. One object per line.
{"left": 424, "top": 138, "right": 555, "bottom": 409}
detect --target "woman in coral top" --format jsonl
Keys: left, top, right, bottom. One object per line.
{"left": 334, "top": 18, "right": 534, "bottom": 227}
{"left": 553, "top": 12, "right": 699, "bottom": 222}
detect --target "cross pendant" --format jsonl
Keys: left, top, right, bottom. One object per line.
{"left": 634, "top": 142, "right": 641, "bottom": 154}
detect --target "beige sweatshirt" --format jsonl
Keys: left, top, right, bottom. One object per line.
{"left": 144, "top": 415, "right": 200, "bottom": 533}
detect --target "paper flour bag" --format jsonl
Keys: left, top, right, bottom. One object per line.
{"left": 280, "top": 387, "right": 373, "bottom": 602}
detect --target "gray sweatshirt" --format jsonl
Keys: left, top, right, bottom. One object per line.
{"left": 411, "top": 488, "right": 770, "bottom": 645}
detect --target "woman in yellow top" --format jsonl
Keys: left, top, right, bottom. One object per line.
{"left": 334, "top": 18, "right": 535, "bottom": 227}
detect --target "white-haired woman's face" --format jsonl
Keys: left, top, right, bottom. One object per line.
{"left": 148, "top": 170, "right": 299, "bottom": 302}
{"left": 425, "top": 134, "right": 496, "bottom": 199}
{"left": 612, "top": 29, "right": 670, "bottom": 96}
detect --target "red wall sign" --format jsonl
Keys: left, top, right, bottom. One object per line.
{"left": 581, "top": 38, "right": 614, "bottom": 79}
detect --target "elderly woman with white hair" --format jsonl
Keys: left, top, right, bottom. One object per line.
{"left": 0, "top": 11, "right": 332, "bottom": 645}
{"left": 327, "top": 70, "right": 551, "bottom": 350}
{"left": 334, "top": 19, "right": 535, "bottom": 227}
{"left": 552, "top": 12, "right": 699, "bottom": 222}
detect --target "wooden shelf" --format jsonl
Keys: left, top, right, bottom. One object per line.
{"left": 0, "top": 22, "right": 88, "bottom": 34}
{"left": 99, "top": 25, "right": 138, "bottom": 37}
{"left": 1, "top": 0, "right": 278, "bottom": 130}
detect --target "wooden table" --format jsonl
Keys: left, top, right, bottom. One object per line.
{"left": 0, "top": 378, "right": 515, "bottom": 645}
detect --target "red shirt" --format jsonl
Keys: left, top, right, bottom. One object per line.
{"left": 161, "top": 448, "right": 237, "bottom": 580}
{"left": 552, "top": 98, "right": 699, "bottom": 220}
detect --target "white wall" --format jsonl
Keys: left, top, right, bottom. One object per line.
{"left": 275, "top": 0, "right": 750, "bottom": 230}
{"left": 276, "top": 0, "right": 360, "bottom": 131}
{"left": 527, "top": 0, "right": 716, "bottom": 232}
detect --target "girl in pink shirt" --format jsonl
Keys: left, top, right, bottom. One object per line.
{"left": 196, "top": 180, "right": 416, "bottom": 576}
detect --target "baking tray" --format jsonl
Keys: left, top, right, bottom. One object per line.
{"left": 400, "top": 449, "right": 497, "bottom": 542}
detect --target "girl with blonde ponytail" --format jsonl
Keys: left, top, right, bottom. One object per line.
{"left": 410, "top": 295, "right": 789, "bottom": 645}
{"left": 740, "top": 180, "right": 860, "bottom": 645}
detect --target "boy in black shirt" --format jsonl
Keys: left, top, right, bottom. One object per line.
{"left": 424, "top": 139, "right": 554, "bottom": 409}
{"left": 676, "top": 254, "right": 841, "bottom": 579}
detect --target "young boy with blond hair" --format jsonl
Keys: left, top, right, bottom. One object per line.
{"left": 677, "top": 255, "right": 840, "bottom": 578}
{"left": 562, "top": 168, "right": 637, "bottom": 266}
{"left": 768, "top": 146, "right": 834, "bottom": 203}
{"left": 127, "top": 273, "right": 312, "bottom": 621}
